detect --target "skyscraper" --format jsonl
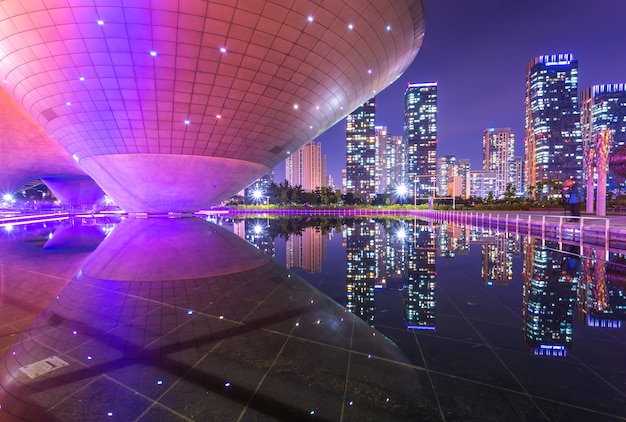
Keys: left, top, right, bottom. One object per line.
{"left": 525, "top": 54, "right": 582, "bottom": 194}
{"left": 483, "top": 127, "right": 515, "bottom": 197}
{"left": 437, "top": 155, "right": 456, "bottom": 196}
{"left": 405, "top": 82, "right": 438, "bottom": 197}
{"left": 375, "top": 126, "right": 405, "bottom": 195}
{"left": 346, "top": 98, "right": 377, "bottom": 201}
{"left": 437, "top": 155, "right": 469, "bottom": 199}
{"left": 581, "top": 84, "right": 626, "bottom": 192}
{"left": 285, "top": 141, "right": 327, "bottom": 191}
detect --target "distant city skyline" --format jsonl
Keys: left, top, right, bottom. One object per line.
{"left": 273, "top": 0, "right": 626, "bottom": 185}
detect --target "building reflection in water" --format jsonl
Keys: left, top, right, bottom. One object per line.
{"left": 481, "top": 232, "right": 518, "bottom": 287}
{"left": 344, "top": 219, "right": 378, "bottom": 325}
{"left": 233, "top": 218, "right": 275, "bottom": 258}
{"left": 286, "top": 226, "right": 328, "bottom": 274}
{"left": 581, "top": 247, "right": 626, "bottom": 329}
{"left": 341, "top": 218, "right": 438, "bottom": 329}
{"left": 251, "top": 216, "right": 624, "bottom": 357}
{"left": 522, "top": 240, "right": 578, "bottom": 357}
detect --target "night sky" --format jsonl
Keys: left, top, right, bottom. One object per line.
{"left": 274, "top": 0, "right": 626, "bottom": 186}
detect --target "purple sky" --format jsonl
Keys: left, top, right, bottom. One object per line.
{"left": 275, "top": 0, "right": 626, "bottom": 185}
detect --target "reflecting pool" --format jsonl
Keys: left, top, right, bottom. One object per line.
{"left": 0, "top": 214, "right": 624, "bottom": 421}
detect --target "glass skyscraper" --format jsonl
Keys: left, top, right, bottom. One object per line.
{"left": 525, "top": 54, "right": 582, "bottom": 194}
{"left": 375, "top": 126, "right": 405, "bottom": 195}
{"left": 483, "top": 127, "right": 515, "bottom": 198}
{"left": 404, "top": 82, "right": 438, "bottom": 197}
{"left": 346, "top": 98, "right": 377, "bottom": 201}
{"left": 581, "top": 83, "right": 626, "bottom": 192}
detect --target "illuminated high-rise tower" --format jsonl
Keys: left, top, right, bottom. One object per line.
{"left": 285, "top": 141, "right": 327, "bottom": 191}
{"left": 375, "top": 126, "right": 405, "bottom": 194}
{"left": 581, "top": 84, "right": 626, "bottom": 191}
{"left": 405, "top": 82, "right": 437, "bottom": 196}
{"left": 525, "top": 54, "right": 582, "bottom": 194}
{"left": 346, "top": 98, "right": 377, "bottom": 201}
{"left": 483, "top": 127, "right": 515, "bottom": 197}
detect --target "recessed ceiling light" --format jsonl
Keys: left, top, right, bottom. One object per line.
{"left": 184, "top": 119, "right": 190, "bottom": 125}
{"left": 150, "top": 51, "right": 157, "bottom": 57}
{"left": 216, "top": 114, "right": 222, "bottom": 119}
{"left": 307, "top": 16, "right": 314, "bottom": 23}
{"left": 386, "top": 25, "right": 391, "bottom": 31}
{"left": 79, "top": 76, "right": 85, "bottom": 81}
{"left": 348, "top": 24, "right": 354, "bottom": 30}
{"left": 293, "top": 104, "right": 299, "bottom": 110}
{"left": 97, "top": 20, "right": 104, "bottom": 25}
{"left": 219, "top": 47, "right": 227, "bottom": 53}
{"left": 66, "top": 101, "right": 71, "bottom": 106}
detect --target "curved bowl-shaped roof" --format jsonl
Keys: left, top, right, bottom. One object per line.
{"left": 0, "top": 0, "right": 425, "bottom": 212}
{"left": 0, "top": 88, "right": 86, "bottom": 193}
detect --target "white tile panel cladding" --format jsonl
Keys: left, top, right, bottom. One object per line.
{"left": 0, "top": 0, "right": 425, "bottom": 211}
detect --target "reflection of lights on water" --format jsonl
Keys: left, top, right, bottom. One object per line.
{"left": 395, "top": 227, "right": 406, "bottom": 240}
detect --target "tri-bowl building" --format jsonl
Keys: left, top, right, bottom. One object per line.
{"left": 0, "top": 0, "right": 425, "bottom": 212}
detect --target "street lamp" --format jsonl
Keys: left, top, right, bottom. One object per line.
{"left": 394, "top": 183, "right": 409, "bottom": 205}
{"left": 250, "top": 188, "right": 265, "bottom": 205}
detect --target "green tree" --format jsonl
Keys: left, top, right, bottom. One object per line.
{"left": 504, "top": 183, "right": 516, "bottom": 201}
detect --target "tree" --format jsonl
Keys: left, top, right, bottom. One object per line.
{"left": 504, "top": 183, "right": 516, "bottom": 201}
{"left": 535, "top": 182, "right": 544, "bottom": 201}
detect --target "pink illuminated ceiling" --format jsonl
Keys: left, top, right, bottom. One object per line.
{"left": 0, "top": 0, "right": 425, "bottom": 212}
